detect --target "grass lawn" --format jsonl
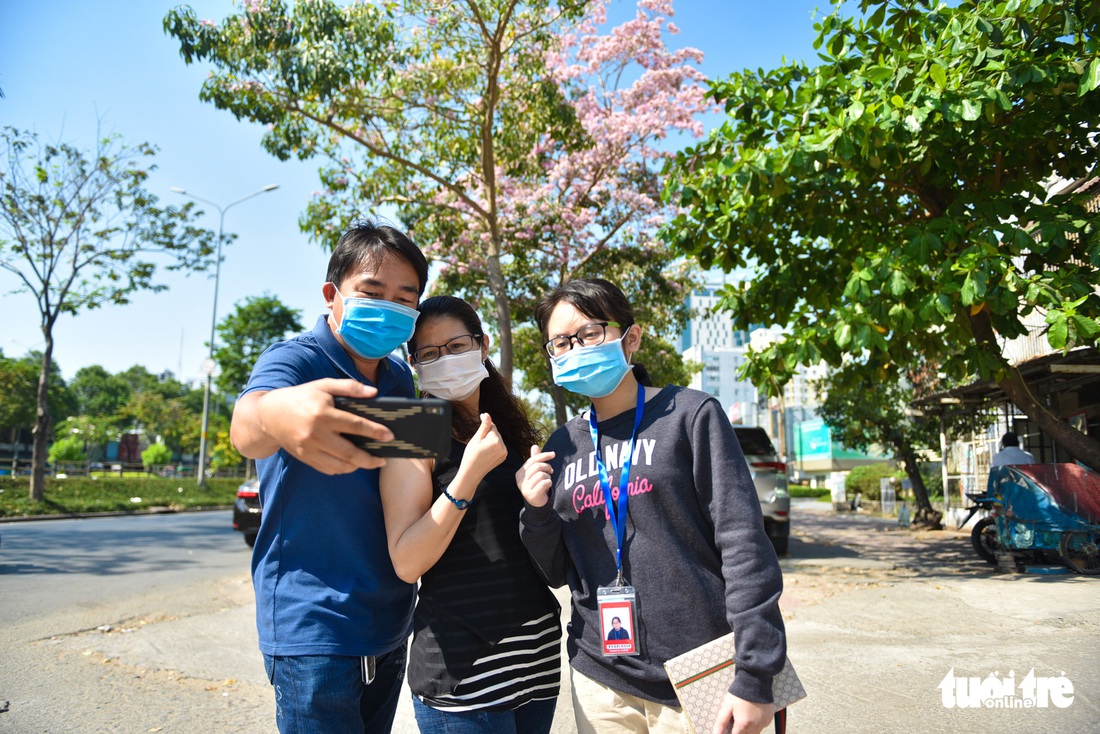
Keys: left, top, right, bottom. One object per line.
{"left": 0, "top": 476, "right": 242, "bottom": 518}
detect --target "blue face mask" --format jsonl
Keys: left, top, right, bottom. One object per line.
{"left": 550, "top": 337, "right": 632, "bottom": 399}
{"left": 333, "top": 289, "right": 418, "bottom": 360}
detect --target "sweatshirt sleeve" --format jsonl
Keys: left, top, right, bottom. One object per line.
{"left": 519, "top": 501, "right": 569, "bottom": 588}
{"left": 691, "top": 398, "right": 786, "bottom": 704}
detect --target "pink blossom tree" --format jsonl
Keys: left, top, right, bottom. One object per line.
{"left": 165, "top": 0, "right": 709, "bottom": 412}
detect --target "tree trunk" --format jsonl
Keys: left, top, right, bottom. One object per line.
{"left": 29, "top": 334, "right": 55, "bottom": 502}
{"left": 897, "top": 446, "right": 933, "bottom": 514}
{"left": 485, "top": 251, "right": 514, "bottom": 383}
{"left": 551, "top": 384, "right": 569, "bottom": 428}
{"left": 10, "top": 426, "right": 19, "bottom": 475}
{"left": 969, "top": 308, "right": 1100, "bottom": 469}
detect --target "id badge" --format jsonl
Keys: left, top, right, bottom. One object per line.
{"left": 597, "top": 585, "right": 638, "bottom": 656}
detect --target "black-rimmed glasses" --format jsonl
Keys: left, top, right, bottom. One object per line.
{"left": 544, "top": 321, "right": 621, "bottom": 357}
{"left": 411, "top": 334, "right": 482, "bottom": 365}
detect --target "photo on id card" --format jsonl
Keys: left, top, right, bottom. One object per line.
{"left": 598, "top": 586, "right": 637, "bottom": 656}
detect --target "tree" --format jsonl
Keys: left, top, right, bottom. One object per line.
{"left": 141, "top": 441, "right": 174, "bottom": 471}
{"left": 0, "top": 127, "right": 216, "bottom": 500}
{"left": 662, "top": 0, "right": 1100, "bottom": 467}
{"left": 118, "top": 390, "right": 202, "bottom": 458}
{"left": 816, "top": 361, "right": 942, "bottom": 523}
{"left": 213, "top": 292, "right": 304, "bottom": 398}
{"left": 209, "top": 429, "right": 244, "bottom": 473}
{"left": 70, "top": 365, "right": 132, "bottom": 418}
{"left": 164, "top": 0, "right": 708, "bottom": 397}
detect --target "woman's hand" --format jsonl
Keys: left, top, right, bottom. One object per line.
{"left": 712, "top": 693, "right": 772, "bottom": 734}
{"left": 459, "top": 413, "right": 507, "bottom": 481}
{"left": 516, "top": 444, "right": 556, "bottom": 507}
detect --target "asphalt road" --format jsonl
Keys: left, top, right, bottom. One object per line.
{"left": 0, "top": 511, "right": 252, "bottom": 631}
{"left": 2, "top": 504, "right": 1098, "bottom": 733}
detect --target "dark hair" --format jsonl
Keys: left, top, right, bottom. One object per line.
{"left": 534, "top": 278, "right": 653, "bottom": 387}
{"left": 326, "top": 221, "right": 429, "bottom": 295}
{"left": 410, "top": 296, "right": 543, "bottom": 454}
{"left": 1001, "top": 432, "right": 1020, "bottom": 448}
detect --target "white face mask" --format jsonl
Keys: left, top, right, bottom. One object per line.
{"left": 414, "top": 349, "right": 489, "bottom": 402}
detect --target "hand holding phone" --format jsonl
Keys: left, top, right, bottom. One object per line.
{"left": 333, "top": 396, "right": 452, "bottom": 461}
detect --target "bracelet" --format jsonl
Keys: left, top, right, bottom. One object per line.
{"left": 442, "top": 487, "right": 470, "bottom": 510}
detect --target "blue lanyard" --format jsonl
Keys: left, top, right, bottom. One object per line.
{"left": 588, "top": 385, "right": 646, "bottom": 584}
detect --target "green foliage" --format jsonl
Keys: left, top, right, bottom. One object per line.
{"left": 163, "top": 0, "right": 705, "bottom": 391}
{"left": 0, "top": 476, "right": 240, "bottom": 517}
{"left": 845, "top": 462, "right": 903, "bottom": 501}
{"left": 208, "top": 430, "right": 243, "bottom": 472}
{"left": 662, "top": 0, "right": 1100, "bottom": 396}
{"left": 790, "top": 485, "right": 831, "bottom": 498}
{"left": 141, "top": 441, "right": 174, "bottom": 467}
{"left": 48, "top": 435, "right": 87, "bottom": 464}
{"left": 1, "top": 126, "right": 216, "bottom": 499}
{"left": 816, "top": 361, "right": 940, "bottom": 455}
{"left": 920, "top": 461, "right": 943, "bottom": 498}
{"left": 213, "top": 292, "right": 304, "bottom": 397}
{"left": 0, "top": 349, "right": 75, "bottom": 429}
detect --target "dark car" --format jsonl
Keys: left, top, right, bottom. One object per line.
{"left": 232, "top": 478, "right": 261, "bottom": 547}
{"left": 732, "top": 426, "right": 791, "bottom": 555}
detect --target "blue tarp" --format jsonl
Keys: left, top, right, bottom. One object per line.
{"left": 988, "top": 464, "right": 1100, "bottom": 533}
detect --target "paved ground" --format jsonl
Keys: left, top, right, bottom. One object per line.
{"left": 3, "top": 502, "right": 1098, "bottom": 733}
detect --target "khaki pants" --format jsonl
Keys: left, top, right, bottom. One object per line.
{"left": 571, "top": 667, "right": 691, "bottom": 734}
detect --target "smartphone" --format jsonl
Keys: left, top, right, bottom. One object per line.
{"left": 332, "top": 396, "right": 452, "bottom": 461}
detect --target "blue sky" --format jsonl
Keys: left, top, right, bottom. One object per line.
{"left": 1, "top": 0, "right": 828, "bottom": 384}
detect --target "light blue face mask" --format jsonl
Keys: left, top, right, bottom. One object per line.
{"left": 550, "top": 337, "right": 632, "bottom": 399}
{"left": 334, "top": 289, "right": 418, "bottom": 360}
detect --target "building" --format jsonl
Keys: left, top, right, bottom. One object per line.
{"left": 680, "top": 282, "right": 890, "bottom": 488}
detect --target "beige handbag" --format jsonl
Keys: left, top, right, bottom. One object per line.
{"left": 663, "top": 632, "right": 805, "bottom": 733}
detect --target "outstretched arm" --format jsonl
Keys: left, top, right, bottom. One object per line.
{"left": 231, "top": 378, "right": 394, "bottom": 474}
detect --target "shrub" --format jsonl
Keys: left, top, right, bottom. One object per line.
{"left": 141, "top": 442, "right": 174, "bottom": 468}
{"left": 790, "top": 486, "right": 831, "bottom": 498}
{"left": 845, "top": 462, "right": 903, "bottom": 501}
{"left": 49, "top": 435, "right": 87, "bottom": 463}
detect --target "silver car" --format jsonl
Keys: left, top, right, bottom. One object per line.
{"left": 732, "top": 426, "right": 791, "bottom": 555}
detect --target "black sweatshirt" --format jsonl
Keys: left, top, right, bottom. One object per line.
{"left": 519, "top": 386, "right": 786, "bottom": 705}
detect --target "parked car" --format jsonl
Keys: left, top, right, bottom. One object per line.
{"left": 732, "top": 426, "right": 791, "bottom": 555}
{"left": 232, "top": 478, "right": 261, "bottom": 548}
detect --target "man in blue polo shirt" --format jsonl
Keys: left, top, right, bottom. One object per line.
{"left": 231, "top": 222, "right": 429, "bottom": 734}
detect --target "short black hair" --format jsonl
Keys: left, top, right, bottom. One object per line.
{"left": 1001, "top": 432, "right": 1020, "bottom": 448}
{"left": 326, "top": 221, "right": 429, "bottom": 295}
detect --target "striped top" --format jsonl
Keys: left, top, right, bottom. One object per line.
{"left": 419, "top": 611, "right": 562, "bottom": 711}
{"left": 407, "top": 441, "right": 562, "bottom": 710}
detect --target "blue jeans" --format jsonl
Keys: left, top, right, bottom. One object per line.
{"left": 411, "top": 694, "right": 557, "bottom": 734}
{"left": 263, "top": 645, "right": 407, "bottom": 734}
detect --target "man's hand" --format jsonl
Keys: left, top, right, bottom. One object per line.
{"left": 516, "top": 444, "right": 555, "bottom": 507}
{"left": 711, "top": 693, "right": 773, "bottom": 734}
{"left": 231, "top": 378, "right": 394, "bottom": 474}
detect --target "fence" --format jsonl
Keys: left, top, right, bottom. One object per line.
{"left": 0, "top": 458, "right": 248, "bottom": 480}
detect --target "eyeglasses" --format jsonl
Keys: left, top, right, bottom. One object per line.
{"left": 544, "top": 321, "right": 621, "bottom": 357}
{"left": 411, "top": 334, "right": 481, "bottom": 365}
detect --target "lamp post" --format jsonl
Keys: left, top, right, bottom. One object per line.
{"left": 170, "top": 184, "right": 279, "bottom": 486}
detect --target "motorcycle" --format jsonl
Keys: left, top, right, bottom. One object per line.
{"left": 965, "top": 463, "right": 1100, "bottom": 574}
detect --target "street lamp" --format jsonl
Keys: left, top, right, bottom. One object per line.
{"left": 170, "top": 184, "right": 279, "bottom": 486}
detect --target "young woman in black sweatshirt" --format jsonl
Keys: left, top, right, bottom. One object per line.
{"left": 517, "top": 278, "right": 786, "bottom": 734}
